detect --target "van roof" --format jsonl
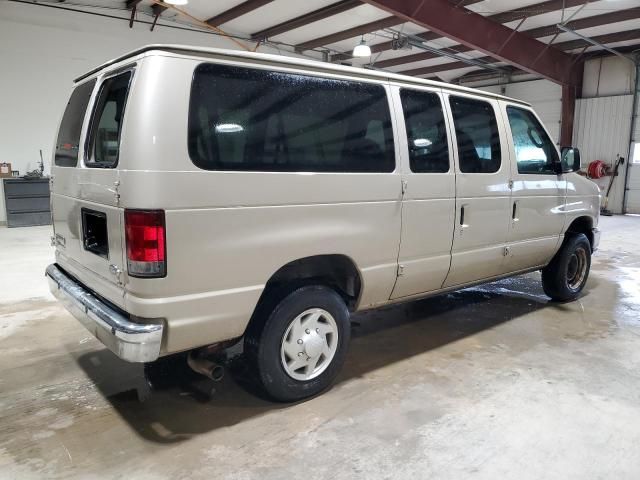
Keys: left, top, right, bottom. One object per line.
{"left": 75, "top": 44, "right": 530, "bottom": 107}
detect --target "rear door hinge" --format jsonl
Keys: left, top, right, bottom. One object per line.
{"left": 109, "top": 264, "right": 124, "bottom": 285}
{"left": 113, "top": 180, "right": 121, "bottom": 206}
{"left": 401, "top": 180, "right": 408, "bottom": 195}
{"left": 508, "top": 179, "right": 514, "bottom": 190}
{"left": 397, "top": 264, "right": 405, "bottom": 276}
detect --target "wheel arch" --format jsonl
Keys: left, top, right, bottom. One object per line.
{"left": 244, "top": 254, "right": 362, "bottom": 340}
{"left": 260, "top": 254, "right": 363, "bottom": 309}
{"left": 565, "top": 216, "right": 595, "bottom": 251}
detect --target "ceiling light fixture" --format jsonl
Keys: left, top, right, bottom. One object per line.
{"left": 352, "top": 37, "right": 371, "bottom": 57}
{"left": 164, "top": 0, "right": 188, "bottom": 5}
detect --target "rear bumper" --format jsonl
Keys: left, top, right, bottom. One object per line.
{"left": 592, "top": 227, "right": 601, "bottom": 252}
{"left": 46, "top": 264, "right": 163, "bottom": 362}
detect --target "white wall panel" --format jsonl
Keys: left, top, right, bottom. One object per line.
{"left": 626, "top": 76, "right": 640, "bottom": 214}
{"left": 573, "top": 95, "right": 634, "bottom": 214}
{"left": 505, "top": 80, "right": 562, "bottom": 143}
{"left": 478, "top": 80, "right": 562, "bottom": 143}
{"left": 583, "top": 57, "right": 636, "bottom": 98}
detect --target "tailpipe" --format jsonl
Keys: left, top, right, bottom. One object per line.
{"left": 187, "top": 351, "right": 224, "bottom": 382}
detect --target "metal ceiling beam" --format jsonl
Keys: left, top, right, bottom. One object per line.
{"left": 332, "top": 0, "right": 586, "bottom": 63}
{"left": 399, "top": 29, "right": 640, "bottom": 77}
{"left": 126, "top": 0, "right": 143, "bottom": 28}
{"left": 457, "top": 43, "right": 640, "bottom": 84}
{"left": 206, "top": 0, "right": 275, "bottom": 27}
{"left": 150, "top": 2, "right": 167, "bottom": 31}
{"left": 375, "top": 7, "right": 640, "bottom": 69}
{"left": 361, "top": 0, "right": 578, "bottom": 85}
{"left": 374, "top": 44, "right": 472, "bottom": 69}
{"left": 251, "top": 0, "right": 361, "bottom": 40}
{"left": 557, "top": 24, "right": 637, "bottom": 62}
{"left": 528, "top": 7, "right": 640, "bottom": 38}
{"left": 554, "top": 28, "right": 640, "bottom": 52}
{"left": 295, "top": 16, "right": 402, "bottom": 51}
{"left": 152, "top": 3, "right": 168, "bottom": 15}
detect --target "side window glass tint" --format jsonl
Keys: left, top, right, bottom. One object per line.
{"left": 86, "top": 71, "right": 132, "bottom": 168}
{"left": 55, "top": 80, "right": 96, "bottom": 167}
{"left": 449, "top": 96, "right": 501, "bottom": 173}
{"left": 400, "top": 89, "right": 449, "bottom": 173}
{"left": 188, "top": 64, "right": 395, "bottom": 173}
{"left": 506, "top": 106, "right": 559, "bottom": 174}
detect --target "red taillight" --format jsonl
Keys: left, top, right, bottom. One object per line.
{"left": 125, "top": 210, "right": 166, "bottom": 278}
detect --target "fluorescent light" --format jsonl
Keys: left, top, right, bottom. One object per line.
{"left": 215, "top": 123, "right": 243, "bottom": 133}
{"left": 353, "top": 38, "right": 371, "bottom": 57}
{"left": 164, "top": 0, "right": 188, "bottom": 5}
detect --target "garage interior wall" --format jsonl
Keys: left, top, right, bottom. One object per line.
{"left": 0, "top": 1, "right": 303, "bottom": 223}
{"left": 573, "top": 95, "right": 634, "bottom": 214}
{"left": 575, "top": 56, "right": 637, "bottom": 215}
{"left": 626, "top": 70, "right": 640, "bottom": 214}
{"left": 478, "top": 80, "right": 563, "bottom": 143}
{"left": 474, "top": 57, "right": 637, "bottom": 214}
{"left": 1, "top": 2, "right": 638, "bottom": 222}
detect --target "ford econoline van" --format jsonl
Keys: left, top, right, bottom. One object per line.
{"left": 47, "top": 45, "right": 600, "bottom": 401}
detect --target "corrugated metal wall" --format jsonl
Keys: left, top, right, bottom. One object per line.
{"left": 626, "top": 78, "right": 640, "bottom": 214}
{"left": 573, "top": 95, "right": 634, "bottom": 214}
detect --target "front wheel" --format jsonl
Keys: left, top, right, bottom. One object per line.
{"left": 542, "top": 233, "right": 591, "bottom": 302}
{"left": 244, "top": 285, "right": 351, "bottom": 402}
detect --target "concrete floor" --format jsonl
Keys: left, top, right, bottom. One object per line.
{"left": 1, "top": 216, "right": 639, "bottom": 479}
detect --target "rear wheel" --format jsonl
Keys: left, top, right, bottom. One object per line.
{"left": 245, "top": 285, "right": 350, "bottom": 402}
{"left": 542, "top": 233, "right": 591, "bottom": 301}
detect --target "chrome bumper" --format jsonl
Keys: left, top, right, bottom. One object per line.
{"left": 46, "top": 264, "right": 163, "bottom": 362}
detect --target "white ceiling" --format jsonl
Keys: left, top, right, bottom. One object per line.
{"left": 38, "top": 0, "right": 640, "bottom": 81}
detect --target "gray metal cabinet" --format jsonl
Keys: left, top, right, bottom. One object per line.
{"left": 3, "top": 178, "right": 51, "bottom": 227}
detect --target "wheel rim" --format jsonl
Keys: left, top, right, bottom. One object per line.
{"left": 566, "top": 246, "right": 588, "bottom": 291}
{"left": 280, "top": 308, "right": 338, "bottom": 381}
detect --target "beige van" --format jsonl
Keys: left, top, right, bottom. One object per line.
{"left": 47, "top": 45, "right": 600, "bottom": 401}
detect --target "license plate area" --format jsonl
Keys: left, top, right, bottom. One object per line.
{"left": 81, "top": 208, "right": 109, "bottom": 259}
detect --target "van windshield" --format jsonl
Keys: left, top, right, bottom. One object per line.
{"left": 188, "top": 63, "right": 395, "bottom": 173}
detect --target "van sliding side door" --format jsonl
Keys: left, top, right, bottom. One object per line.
{"left": 389, "top": 85, "right": 456, "bottom": 300}
{"left": 442, "top": 93, "right": 512, "bottom": 288}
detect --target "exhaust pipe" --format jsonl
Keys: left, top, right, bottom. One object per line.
{"left": 187, "top": 352, "right": 224, "bottom": 382}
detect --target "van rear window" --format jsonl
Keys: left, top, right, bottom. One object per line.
{"left": 188, "top": 64, "right": 395, "bottom": 173}
{"left": 86, "top": 71, "right": 132, "bottom": 168}
{"left": 55, "top": 80, "right": 96, "bottom": 167}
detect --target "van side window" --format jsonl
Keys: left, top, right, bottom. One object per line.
{"left": 506, "top": 106, "right": 559, "bottom": 174}
{"left": 449, "top": 96, "right": 501, "bottom": 173}
{"left": 400, "top": 89, "right": 449, "bottom": 173}
{"left": 188, "top": 63, "right": 395, "bottom": 173}
{"left": 86, "top": 71, "right": 132, "bottom": 168}
{"left": 55, "top": 80, "right": 96, "bottom": 167}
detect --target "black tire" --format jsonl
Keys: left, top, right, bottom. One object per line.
{"left": 542, "top": 233, "right": 591, "bottom": 302}
{"left": 244, "top": 285, "right": 351, "bottom": 402}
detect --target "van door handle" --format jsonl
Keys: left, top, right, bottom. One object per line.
{"left": 459, "top": 205, "right": 469, "bottom": 232}
{"left": 512, "top": 201, "right": 519, "bottom": 223}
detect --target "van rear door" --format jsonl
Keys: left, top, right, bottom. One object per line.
{"left": 51, "top": 70, "right": 133, "bottom": 308}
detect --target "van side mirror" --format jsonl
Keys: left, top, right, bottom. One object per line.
{"left": 559, "top": 147, "right": 581, "bottom": 173}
